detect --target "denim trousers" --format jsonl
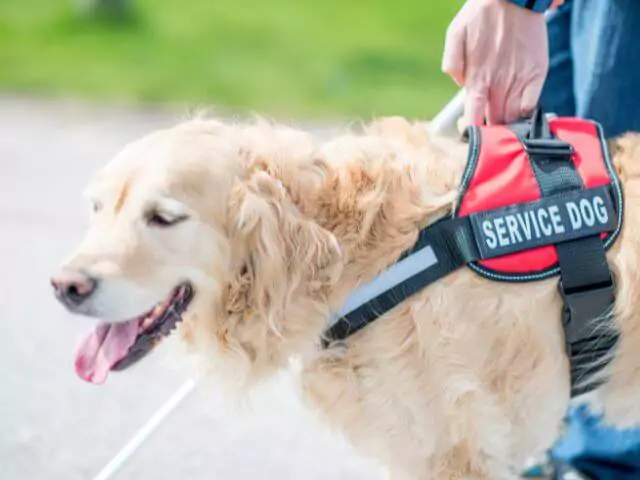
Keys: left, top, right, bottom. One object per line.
{"left": 540, "top": 0, "right": 640, "bottom": 138}
{"left": 540, "top": 0, "right": 640, "bottom": 477}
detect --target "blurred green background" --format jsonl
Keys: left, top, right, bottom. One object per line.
{"left": 0, "top": 0, "right": 463, "bottom": 120}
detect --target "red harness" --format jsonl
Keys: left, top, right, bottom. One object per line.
{"left": 455, "top": 117, "right": 622, "bottom": 281}
{"left": 326, "top": 111, "right": 622, "bottom": 396}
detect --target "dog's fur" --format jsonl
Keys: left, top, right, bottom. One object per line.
{"left": 60, "top": 116, "right": 640, "bottom": 479}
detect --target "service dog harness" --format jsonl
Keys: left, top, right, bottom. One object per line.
{"left": 324, "top": 110, "right": 623, "bottom": 397}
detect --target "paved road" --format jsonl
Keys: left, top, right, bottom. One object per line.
{"left": 0, "top": 96, "right": 382, "bottom": 480}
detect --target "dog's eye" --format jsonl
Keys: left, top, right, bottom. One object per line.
{"left": 147, "top": 211, "right": 188, "bottom": 227}
{"left": 91, "top": 201, "right": 103, "bottom": 214}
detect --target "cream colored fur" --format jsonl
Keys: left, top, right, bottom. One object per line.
{"left": 59, "top": 116, "right": 640, "bottom": 479}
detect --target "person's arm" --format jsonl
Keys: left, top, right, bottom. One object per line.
{"left": 442, "top": 0, "right": 562, "bottom": 128}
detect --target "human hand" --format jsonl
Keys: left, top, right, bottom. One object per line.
{"left": 442, "top": 0, "right": 550, "bottom": 128}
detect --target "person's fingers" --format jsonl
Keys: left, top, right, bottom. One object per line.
{"left": 487, "top": 81, "right": 509, "bottom": 125}
{"left": 462, "top": 86, "right": 488, "bottom": 129}
{"left": 520, "top": 78, "right": 545, "bottom": 119}
{"left": 442, "top": 25, "right": 466, "bottom": 86}
{"left": 502, "top": 81, "right": 524, "bottom": 124}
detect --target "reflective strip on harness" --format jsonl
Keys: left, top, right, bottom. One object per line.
{"left": 335, "top": 245, "right": 438, "bottom": 319}
{"left": 324, "top": 216, "right": 479, "bottom": 343}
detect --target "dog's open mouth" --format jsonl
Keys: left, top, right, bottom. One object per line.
{"left": 74, "top": 283, "right": 194, "bottom": 385}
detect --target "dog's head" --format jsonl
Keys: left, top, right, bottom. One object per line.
{"left": 52, "top": 119, "right": 341, "bottom": 384}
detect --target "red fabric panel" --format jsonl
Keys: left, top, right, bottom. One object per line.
{"left": 457, "top": 119, "right": 609, "bottom": 276}
{"left": 551, "top": 118, "right": 610, "bottom": 189}
{"left": 458, "top": 125, "right": 540, "bottom": 216}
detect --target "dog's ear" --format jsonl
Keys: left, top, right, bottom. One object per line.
{"left": 226, "top": 167, "right": 342, "bottom": 324}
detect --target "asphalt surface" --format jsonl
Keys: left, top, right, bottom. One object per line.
{"left": 0, "top": 96, "right": 382, "bottom": 480}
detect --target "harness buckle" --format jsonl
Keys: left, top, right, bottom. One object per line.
{"left": 558, "top": 278, "right": 615, "bottom": 345}
{"left": 524, "top": 138, "right": 575, "bottom": 158}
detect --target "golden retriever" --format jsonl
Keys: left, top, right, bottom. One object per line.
{"left": 51, "top": 116, "right": 640, "bottom": 479}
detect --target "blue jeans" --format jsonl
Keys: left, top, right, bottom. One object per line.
{"left": 540, "top": 1, "right": 640, "bottom": 477}
{"left": 540, "top": 0, "right": 640, "bottom": 138}
{"left": 551, "top": 406, "right": 640, "bottom": 479}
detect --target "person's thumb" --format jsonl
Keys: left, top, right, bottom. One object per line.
{"left": 520, "top": 79, "right": 545, "bottom": 119}
{"left": 442, "top": 26, "right": 466, "bottom": 86}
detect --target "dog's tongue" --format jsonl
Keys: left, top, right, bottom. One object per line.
{"left": 74, "top": 319, "right": 140, "bottom": 384}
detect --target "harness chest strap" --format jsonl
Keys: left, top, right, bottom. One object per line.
{"left": 324, "top": 112, "right": 623, "bottom": 397}
{"left": 507, "top": 114, "right": 620, "bottom": 396}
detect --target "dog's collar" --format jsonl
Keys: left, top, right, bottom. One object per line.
{"left": 324, "top": 109, "right": 622, "bottom": 397}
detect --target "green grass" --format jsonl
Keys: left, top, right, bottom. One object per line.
{"left": 0, "top": 0, "right": 463, "bottom": 120}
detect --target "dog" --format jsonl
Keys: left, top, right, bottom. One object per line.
{"left": 51, "top": 116, "right": 640, "bottom": 479}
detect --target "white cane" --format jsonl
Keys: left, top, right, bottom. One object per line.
{"left": 428, "top": 88, "right": 465, "bottom": 136}
{"left": 91, "top": 378, "right": 196, "bottom": 480}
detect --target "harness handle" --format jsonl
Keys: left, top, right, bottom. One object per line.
{"left": 521, "top": 107, "right": 575, "bottom": 158}
{"left": 461, "top": 106, "right": 559, "bottom": 146}
{"left": 527, "top": 107, "right": 552, "bottom": 140}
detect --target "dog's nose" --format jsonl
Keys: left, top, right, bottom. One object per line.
{"left": 51, "top": 269, "right": 97, "bottom": 307}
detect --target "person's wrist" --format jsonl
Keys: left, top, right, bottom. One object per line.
{"left": 504, "top": 0, "right": 553, "bottom": 13}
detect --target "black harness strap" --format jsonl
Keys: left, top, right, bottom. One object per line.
{"left": 323, "top": 216, "right": 480, "bottom": 344}
{"left": 325, "top": 109, "right": 619, "bottom": 397}
{"left": 514, "top": 110, "right": 618, "bottom": 396}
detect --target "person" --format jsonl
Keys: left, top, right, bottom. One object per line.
{"left": 442, "top": 0, "right": 640, "bottom": 137}
{"left": 441, "top": 0, "right": 640, "bottom": 478}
